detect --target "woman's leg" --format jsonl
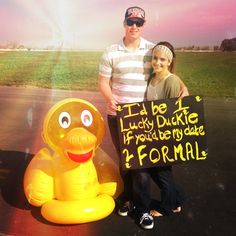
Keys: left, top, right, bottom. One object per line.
{"left": 150, "top": 166, "right": 184, "bottom": 216}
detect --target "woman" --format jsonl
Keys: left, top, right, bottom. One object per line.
{"left": 147, "top": 41, "right": 180, "bottom": 101}
{"left": 146, "top": 41, "right": 186, "bottom": 217}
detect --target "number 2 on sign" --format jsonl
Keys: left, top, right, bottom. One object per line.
{"left": 122, "top": 149, "right": 134, "bottom": 169}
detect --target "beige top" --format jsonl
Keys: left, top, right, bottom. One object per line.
{"left": 147, "top": 73, "right": 180, "bottom": 100}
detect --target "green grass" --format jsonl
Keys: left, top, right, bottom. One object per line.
{"left": 0, "top": 51, "right": 102, "bottom": 90}
{"left": 175, "top": 52, "right": 236, "bottom": 97}
{"left": 0, "top": 51, "right": 235, "bottom": 97}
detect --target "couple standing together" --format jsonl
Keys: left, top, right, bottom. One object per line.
{"left": 98, "top": 6, "right": 188, "bottom": 230}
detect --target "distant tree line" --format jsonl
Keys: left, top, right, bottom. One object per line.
{"left": 0, "top": 42, "right": 30, "bottom": 50}
{"left": 175, "top": 45, "right": 220, "bottom": 51}
{"left": 0, "top": 38, "right": 236, "bottom": 51}
{"left": 220, "top": 38, "right": 236, "bottom": 51}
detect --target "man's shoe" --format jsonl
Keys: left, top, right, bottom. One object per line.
{"left": 139, "top": 213, "right": 154, "bottom": 230}
{"left": 117, "top": 201, "right": 134, "bottom": 216}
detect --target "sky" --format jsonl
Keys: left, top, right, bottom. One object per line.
{"left": 0, "top": 0, "right": 235, "bottom": 50}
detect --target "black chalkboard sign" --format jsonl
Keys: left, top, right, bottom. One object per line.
{"left": 117, "top": 96, "right": 208, "bottom": 170}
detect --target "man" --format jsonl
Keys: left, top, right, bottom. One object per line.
{"left": 98, "top": 6, "right": 188, "bottom": 230}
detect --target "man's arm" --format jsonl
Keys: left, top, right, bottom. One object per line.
{"left": 98, "top": 75, "right": 118, "bottom": 113}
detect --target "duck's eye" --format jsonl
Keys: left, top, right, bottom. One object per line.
{"left": 58, "top": 112, "right": 71, "bottom": 129}
{"left": 81, "top": 110, "right": 93, "bottom": 127}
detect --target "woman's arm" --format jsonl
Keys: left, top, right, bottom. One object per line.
{"left": 177, "top": 77, "right": 189, "bottom": 98}
{"left": 164, "top": 75, "right": 181, "bottom": 98}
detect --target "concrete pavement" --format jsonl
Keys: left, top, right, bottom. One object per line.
{"left": 0, "top": 86, "right": 235, "bottom": 236}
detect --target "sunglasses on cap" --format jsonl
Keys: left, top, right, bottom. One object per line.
{"left": 126, "top": 19, "right": 144, "bottom": 27}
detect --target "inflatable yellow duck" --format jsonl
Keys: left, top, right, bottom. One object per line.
{"left": 24, "top": 98, "right": 123, "bottom": 224}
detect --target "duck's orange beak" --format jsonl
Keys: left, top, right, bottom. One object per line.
{"left": 62, "top": 128, "right": 97, "bottom": 163}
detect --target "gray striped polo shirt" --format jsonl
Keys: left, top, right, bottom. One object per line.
{"left": 99, "top": 37, "right": 154, "bottom": 115}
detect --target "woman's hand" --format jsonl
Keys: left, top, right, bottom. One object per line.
{"left": 178, "top": 86, "right": 189, "bottom": 99}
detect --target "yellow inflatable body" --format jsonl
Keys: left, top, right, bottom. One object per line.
{"left": 24, "top": 98, "right": 123, "bottom": 224}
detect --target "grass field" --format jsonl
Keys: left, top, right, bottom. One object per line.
{"left": 0, "top": 50, "right": 235, "bottom": 97}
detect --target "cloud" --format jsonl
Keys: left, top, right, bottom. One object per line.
{"left": 145, "top": 0, "right": 236, "bottom": 46}
{"left": 0, "top": 0, "right": 235, "bottom": 49}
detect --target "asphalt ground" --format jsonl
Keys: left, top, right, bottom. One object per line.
{"left": 0, "top": 86, "right": 235, "bottom": 236}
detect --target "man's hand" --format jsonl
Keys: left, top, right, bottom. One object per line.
{"left": 108, "top": 98, "right": 118, "bottom": 113}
